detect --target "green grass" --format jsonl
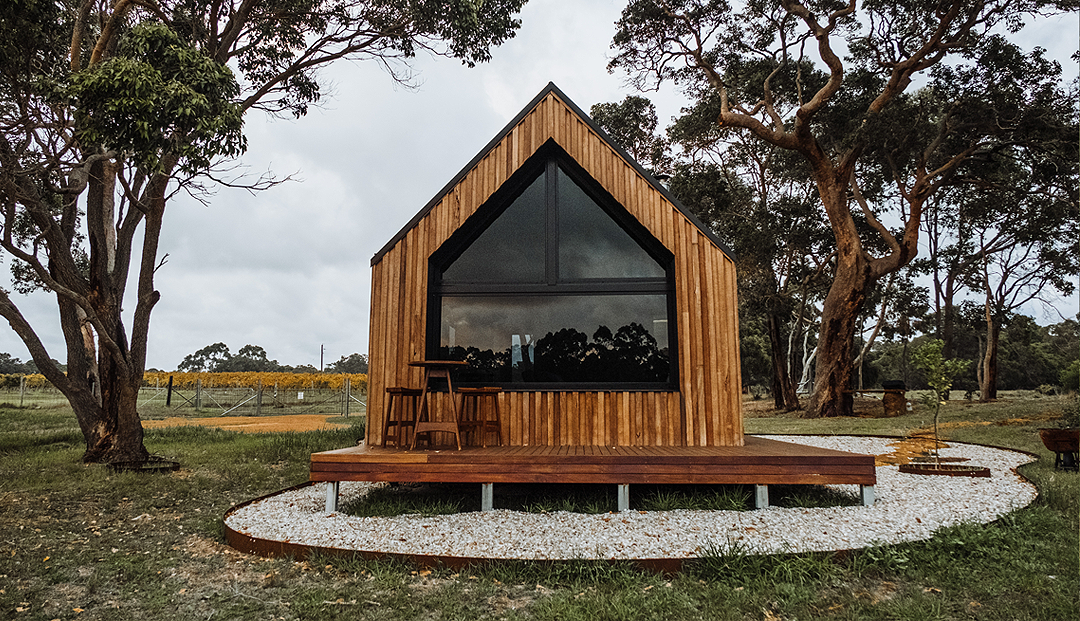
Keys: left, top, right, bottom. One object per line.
{"left": 0, "top": 393, "right": 1076, "bottom": 620}
{"left": 343, "top": 482, "right": 760, "bottom": 517}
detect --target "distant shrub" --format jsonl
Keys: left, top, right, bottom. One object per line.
{"left": 1060, "top": 360, "right": 1079, "bottom": 392}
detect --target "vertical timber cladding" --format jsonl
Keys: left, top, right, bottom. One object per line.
{"left": 368, "top": 86, "right": 744, "bottom": 448}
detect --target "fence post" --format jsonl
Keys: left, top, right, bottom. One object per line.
{"left": 19, "top": 375, "right": 25, "bottom": 408}
{"left": 256, "top": 379, "right": 263, "bottom": 416}
{"left": 344, "top": 377, "right": 351, "bottom": 418}
{"left": 195, "top": 378, "right": 202, "bottom": 410}
{"left": 166, "top": 375, "right": 173, "bottom": 407}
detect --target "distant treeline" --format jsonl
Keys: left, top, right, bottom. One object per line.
{"left": 740, "top": 312, "right": 1079, "bottom": 395}
{"left": 174, "top": 343, "right": 368, "bottom": 374}
{"left": 0, "top": 353, "right": 42, "bottom": 375}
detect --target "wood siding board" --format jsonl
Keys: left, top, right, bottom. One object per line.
{"left": 700, "top": 236, "right": 721, "bottom": 445}
{"left": 386, "top": 246, "right": 403, "bottom": 389}
{"left": 368, "top": 266, "right": 384, "bottom": 444}
{"left": 714, "top": 258, "right": 731, "bottom": 443}
{"left": 664, "top": 392, "right": 673, "bottom": 446}
{"left": 637, "top": 392, "right": 649, "bottom": 446}
{"left": 403, "top": 230, "right": 417, "bottom": 368}
{"left": 689, "top": 231, "right": 708, "bottom": 445}
{"left": 563, "top": 392, "right": 573, "bottom": 446}
{"left": 712, "top": 257, "right": 730, "bottom": 442}
{"left": 675, "top": 220, "right": 696, "bottom": 445}
{"left": 726, "top": 259, "right": 745, "bottom": 444}
{"left": 652, "top": 393, "right": 663, "bottom": 446}
{"left": 716, "top": 258, "right": 733, "bottom": 444}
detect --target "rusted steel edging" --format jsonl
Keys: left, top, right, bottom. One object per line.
{"left": 222, "top": 435, "right": 1041, "bottom": 574}
{"left": 222, "top": 482, "right": 686, "bottom": 573}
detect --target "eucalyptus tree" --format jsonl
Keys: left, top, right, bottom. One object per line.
{"left": 666, "top": 74, "right": 836, "bottom": 410}
{"left": 592, "top": 89, "right": 831, "bottom": 410}
{"left": 609, "top": 0, "right": 1077, "bottom": 417}
{"left": 590, "top": 95, "right": 672, "bottom": 176}
{"left": 0, "top": 0, "right": 526, "bottom": 463}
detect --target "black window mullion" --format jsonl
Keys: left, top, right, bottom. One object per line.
{"left": 545, "top": 160, "right": 558, "bottom": 285}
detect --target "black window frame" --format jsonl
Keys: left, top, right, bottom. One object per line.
{"left": 427, "top": 140, "right": 678, "bottom": 391}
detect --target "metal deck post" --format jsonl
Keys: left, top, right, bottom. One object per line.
{"left": 617, "top": 484, "right": 630, "bottom": 511}
{"left": 325, "top": 481, "right": 340, "bottom": 513}
{"left": 755, "top": 484, "right": 769, "bottom": 509}
{"left": 860, "top": 485, "right": 875, "bottom": 506}
{"left": 481, "top": 483, "right": 494, "bottom": 511}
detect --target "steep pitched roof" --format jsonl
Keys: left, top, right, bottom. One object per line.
{"left": 371, "top": 82, "right": 733, "bottom": 266}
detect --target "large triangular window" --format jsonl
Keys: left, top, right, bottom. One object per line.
{"left": 429, "top": 144, "right": 676, "bottom": 388}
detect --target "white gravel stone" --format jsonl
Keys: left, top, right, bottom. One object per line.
{"left": 224, "top": 436, "right": 1037, "bottom": 560}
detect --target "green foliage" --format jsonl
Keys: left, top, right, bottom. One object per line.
{"left": 912, "top": 339, "right": 969, "bottom": 459}
{"left": 912, "top": 340, "right": 969, "bottom": 401}
{"left": 1062, "top": 360, "right": 1080, "bottom": 392}
{"left": 69, "top": 22, "right": 245, "bottom": 173}
{"left": 589, "top": 95, "right": 670, "bottom": 174}
{"left": 232, "top": 0, "right": 527, "bottom": 117}
{"left": 0, "top": 0, "right": 528, "bottom": 464}
{"left": 609, "top": 0, "right": 1077, "bottom": 418}
{"left": 177, "top": 342, "right": 340, "bottom": 372}
{"left": 0, "top": 352, "right": 35, "bottom": 375}
{"left": 324, "top": 352, "right": 369, "bottom": 374}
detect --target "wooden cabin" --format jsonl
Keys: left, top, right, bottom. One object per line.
{"left": 311, "top": 84, "right": 876, "bottom": 514}
{"left": 366, "top": 83, "right": 743, "bottom": 448}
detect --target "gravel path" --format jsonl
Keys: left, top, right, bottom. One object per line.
{"left": 225, "top": 436, "right": 1037, "bottom": 560}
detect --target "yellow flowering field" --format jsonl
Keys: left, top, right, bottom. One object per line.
{"left": 143, "top": 371, "right": 367, "bottom": 392}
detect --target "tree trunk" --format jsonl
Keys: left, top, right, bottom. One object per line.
{"left": 980, "top": 310, "right": 1000, "bottom": 402}
{"left": 941, "top": 284, "right": 956, "bottom": 360}
{"left": 804, "top": 284, "right": 865, "bottom": 417}
{"left": 767, "top": 311, "right": 799, "bottom": 410}
{"left": 13, "top": 157, "right": 161, "bottom": 465}
{"left": 802, "top": 167, "right": 876, "bottom": 418}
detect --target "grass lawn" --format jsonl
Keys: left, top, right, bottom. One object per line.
{"left": 0, "top": 393, "right": 1076, "bottom": 620}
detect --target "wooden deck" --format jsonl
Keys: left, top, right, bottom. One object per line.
{"left": 310, "top": 435, "right": 876, "bottom": 487}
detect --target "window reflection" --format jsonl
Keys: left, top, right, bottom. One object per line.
{"left": 557, "top": 169, "right": 665, "bottom": 280}
{"left": 440, "top": 295, "right": 670, "bottom": 384}
{"left": 441, "top": 174, "right": 546, "bottom": 283}
{"left": 433, "top": 153, "right": 675, "bottom": 387}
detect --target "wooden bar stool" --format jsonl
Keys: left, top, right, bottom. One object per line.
{"left": 381, "top": 387, "right": 421, "bottom": 447}
{"left": 457, "top": 387, "right": 503, "bottom": 447}
{"left": 409, "top": 360, "right": 469, "bottom": 450}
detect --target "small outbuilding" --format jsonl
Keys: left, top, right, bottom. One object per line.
{"left": 367, "top": 82, "right": 743, "bottom": 448}
{"left": 311, "top": 84, "right": 875, "bottom": 512}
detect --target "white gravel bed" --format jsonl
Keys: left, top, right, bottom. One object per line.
{"left": 225, "top": 436, "right": 1037, "bottom": 560}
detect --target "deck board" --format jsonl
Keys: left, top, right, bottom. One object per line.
{"left": 310, "top": 436, "right": 876, "bottom": 486}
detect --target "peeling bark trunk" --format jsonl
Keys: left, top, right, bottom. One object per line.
{"left": 980, "top": 309, "right": 1000, "bottom": 402}
{"left": 3, "top": 156, "right": 166, "bottom": 465}
{"left": 802, "top": 157, "right": 878, "bottom": 418}
{"left": 804, "top": 257, "right": 872, "bottom": 417}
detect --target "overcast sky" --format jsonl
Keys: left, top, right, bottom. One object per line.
{"left": 1, "top": 1, "right": 1076, "bottom": 371}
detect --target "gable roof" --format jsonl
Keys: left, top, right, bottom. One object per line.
{"left": 371, "top": 82, "right": 734, "bottom": 267}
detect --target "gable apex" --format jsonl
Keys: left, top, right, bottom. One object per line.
{"left": 371, "top": 82, "right": 733, "bottom": 266}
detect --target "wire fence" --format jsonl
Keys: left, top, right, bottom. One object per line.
{"left": 0, "top": 382, "right": 368, "bottom": 419}
{"left": 139, "top": 383, "right": 366, "bottom": 417}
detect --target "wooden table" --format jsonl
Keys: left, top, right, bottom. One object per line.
{"left": 408, "top": 360, "right": 469, "bottom": 450}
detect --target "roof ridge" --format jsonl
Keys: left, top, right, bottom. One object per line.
{"left": 370, "top": 82, "right": 733, "bottom": 267}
